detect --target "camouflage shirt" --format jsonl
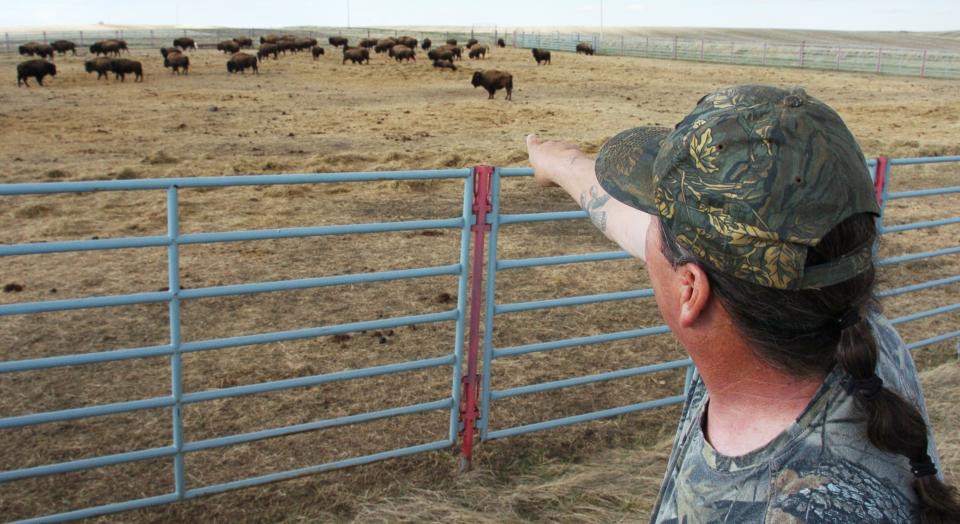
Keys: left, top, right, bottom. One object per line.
{"left": 650, "top": 313, "right": 941, "bottom": 523}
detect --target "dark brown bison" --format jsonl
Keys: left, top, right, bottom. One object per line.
{"left": 471, "top": 70, "right": 513, "bottom": 101}
{"left": 328, "top": 36, "right": 348, "bottom": 48}
{"left": 33, "top": 44, "right": 55, "bottom": 59}
{"left": 311, "top": 45, "right": 325, "bottom": 59}
{"left": 446, "top": 45, "right": 463, "bottom": 60}
{"left": 164, "top": 52, "right": 190, "bottom": 74}
{"left": 446, "top": 38, "right": 457, "bottom": 46}
{"left": 116, "top": 40, "right": 129, "bottom": 53}
{"left": 427, "top": 48, "right": 454, "bottom": 62}
{"left": 497, "top": 38, "right": 506, "bottom": 48}
{"left": 257, "top": 43, "right": 279, "bottom": 61}
{"left": 233, "top": 36, "right": 253, "bottom": 48}
{"left": 160, "top": 47, "right": 179, "bottom": 58}
{"left": 342, "top": 47, "right": 370, "bottom": 64}
{"left": 90, "top": 40, "right": 122, "bottom": 56}
{"left": 469, "top": 44, "right": 489, "bottom": 59}
{"left": 389, "top": 45, "right": 416, "bottom": 62}
{"left": 276, "top": 38, "right": 296, "bottom": 54}
{"left": 173, "top": 37, "right": 196, "bottom": 50}
{"left": 421, "top": 38, "right": 432, "bottom": 50}
{"left": 18, "top": 42, "right": 41, "bottom": 56}
{"left": 359, "top": 38, "right": 378, "bottom": 48}
{"left": 217, "top": 40, "right": 241, "bottom": 54}
{"left": 432, "top": 59, "right": 456, "bottom": 71}
{"left": 227, "top": 52, "right": 259, "bottom": 74}
{"left": 260, "top": 34, "right": 280, "bottom": 44}
{"left": 466, "top": 38, "right": 478, "bottom": 48}
{"left": 110, "top": 58, "right": 143, "bottom": 82}
{"left": 532, "top": 48, "right": 551, "bottom": 65}
{"left": 84, "top": 57, "right": 113, "bottom": 80}
{"left": 17, "top": 59, "right": 56, "bottom": 87}
{"left": 374, "top": 38, "right": 397, "bottom": 54}
{"left": 294, "top": 37, "right": 317, "bottom": 51}
{"left": 397, "top": 36, "right": 417, "bottom": 49}
{"left": 51, "top": 40, "right": 77, "bottom": 55}
{"left": 576, "top": 42, "right": 594, "bottom": 55}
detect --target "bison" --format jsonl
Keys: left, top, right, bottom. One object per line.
{"left": 342, "top": 47, "right": 370, "bottom": 64}
{"left": 497, "top": 38, "right": 506, "bottom": 48}
{"left": 466, "top": 38, "right": 478, "bottom": 48}
{"left": 421, "top": 38, "right": 432, "bottom": 50}
{"left": 471, "top": 70, "right": 513, "bottom": 101}
{"left": 84, "top": 57, "right": 113, "bottom": 80}
{"left": 328, "top": 36, "right": 348, "bottom": 48}
{"left": 257, "top": 43, "right": 279, "bottom": 61}
{"left": 160, "top": 47, "right": 179, "bottom": 58}
{"left": 116, "top": 40, "right": 129, "bottom": 53}
{"left": 17, "top": 59, "right": 56, "bottom": 87}
{"left": 427, "top": 48, "right": 454, "bottom": 62}
{"left": 397, "top": 36, "right": 417, "bottom": 49}
{"left": 165, "top": 52, "right": 190, "bottom": 74}
{"left": 90, "top": 40, "right": 122, "bottom": 56}
{"left": 311, "top": 45, "right": 325, "bottom": 59}
{"left": 374, "top": 38, "right": 397, "bottom": 54}
{"left": 469, "top": 44, "right": 489, "bottom": 59}
{"left": 227, "top": 52, "right": 259, "bottom": 74}
{"left": 217, "top": 40, "right": 241, "bottom": 54}
{"left": 532, "top": 48, "right": 551, "bottom": 65}
{"left": 446, "top": 38, "right": 457, "bottom": 46}
{"left": 359, "top": 38, "right": 378, "bottom": 48}
{"left": 233, "top": 36, "right": 254, "bottom": 48}
{"left": 110, "top": 58, "right": 143, "bottom": 82}
{"left": 576, "top": 42, "right": 595, "bottom": 55}
{"left": 260, "top": 34, "right": 280, "bottom": 44}
{"left": 51, "top": 40, "right": 77, "bottom": 55}
{"left": 33, "top": 44, "right": 55, "bottom": 59}
{"left": 432, "top": 59, "right": 456, "bottom": 71}
{"left": 389, "top": 45, "right": 415, "bottom": 62}
{"left": 18, "top": 42, "right": 41, "bottom": 56}
{"left": 173, "top": 37, "right": 196, "bottom": 50}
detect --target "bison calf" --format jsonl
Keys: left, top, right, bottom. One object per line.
{"left": 110, "top": 58, "right": 143, "bottom": 82}
{"left": 497, "top": 38, "right": 506, "bottom": 48}
{"left": 84, "top": 57, "right": 113, "bottom": 80}
{"left": 421, "top": 38, "right": 432, "bottom": 50}
{"left": 311, "top": 46, "right": 325, "bottom": 59}
{"left": 532, "top": 48, "right": 551, "bottom": 65}
{"left": 17, "top": 59, "right": 56, "bottom": 87}
{"left": 576, "top": 42, "right": 595, "bottom": 55}
{"left": 471, "top": 70, "right": 513, "bottom": 101}
{"left": 227, "top": 52, "right": 259, "bottom": 74}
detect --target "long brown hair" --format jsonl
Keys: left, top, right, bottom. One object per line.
{"left": 658, "top": 213, "right": 960, "bottom": 523}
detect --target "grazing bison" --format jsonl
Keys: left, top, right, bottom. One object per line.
{"left": 33, "top": 44, "right": 55, "bottom": 59}
{"left": 116, "top": 40, "right": 129, "bottom": 53}
{"left": 576, "top": 42, "right": 594, "bottom": 55}
{"left": 173, "top": 37, "right": 196, "bottom": 50}
{"left": 471, "top": 70, "right": 513, "bottom": 101}
{"left": 18, "top": 42, "right": 41, "bottom": 56}
{"left": 90, "top": 40, "right": 122, "bottom": 56}
{"left": 342, "top": 47, "right": 370, "bottom": 64}
{"left": 421, "top": 38, "right": 432, "bottom": 50}
{"left": 497, "top": 38, "right": 506, "bottom": 48}
{"left": 446, "top": 45, "right": 463, "bottom": 60}
{"left": 532, "top": 48, "right": 551, "bottom": 65}
{"left": 397, "top": 36, "right": 417, "bottom": 49}
{"left": 468, "top": 44, "right": 489, "bottom": 59}
{"left": 164, "top": 52, "right": 190, "bottom": 74}
{"left": 358, "top": 38, "right": 378, "bottom": 48}
{"left": 311, "top": 45, "right": 325, "bottom": 59}
{"left": 51, "top": 40, "right": 77, "bottom": 55}
{"left": 217, "top": 40, "right": 241, "bottom": 54}
{"left": 432, "top": 59, "right": 456, "bottom": 71}
{"left": 260, "top": 34, "right": 280, "bottom": 44}
{"left": 374, "top": 38, "right": 397, "bottom": 54}
{"left": 427, "top": 48, "right": 454, "bottom": 62}
{"left": 328, "top": 36, "right": 348, "bottom": 48}
{"left": 84, "top": 57, "right": 113, "bottom": 80}
{"left": 233, "top": 36, "right": 254, "bottom": 48}
{"left": 257, "top": 43, "right": 279, "bottom": 61}
{"left": 389, "top": 45, "right": 416, "bottom": 62}
{"left": 276, "top": 38, "right": 296, "bottom": 54}
{"left": 227, "top": 52, "right": 259, "bottom": 74}
{"left": 466, "top": 38, "right": 478, "bottom": 48}
{"left": 446, "top": 38, "right": 457, "bottom": 46}
{"left": 17, "top": 59, "right": 56, "bottom": 87}
{"left": 110, "top": 58, "right": 143, "bottom": 82}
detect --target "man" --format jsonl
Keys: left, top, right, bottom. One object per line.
{"left": 526, "top": 85, "right": 959, "bottom": 522}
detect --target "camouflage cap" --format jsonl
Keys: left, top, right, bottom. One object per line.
{"left": 596, "top": 85, "right": 880, "bottom": 290}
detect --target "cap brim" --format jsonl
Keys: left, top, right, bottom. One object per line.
{"left": 595, "top": 126, "right": 671, "bottom": 214}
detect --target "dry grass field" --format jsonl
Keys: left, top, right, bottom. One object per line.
{"left": 0, "top": 30, "right": 959, "bottom": 521}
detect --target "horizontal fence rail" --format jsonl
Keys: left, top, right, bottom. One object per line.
{"left": 1, "top": 155, "right": 957, "bottom": 521}
{"left": 4, "top": 26, "right": 960, "bottom": 79}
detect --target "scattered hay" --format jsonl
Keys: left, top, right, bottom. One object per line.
{"left": 112, "top": 168, "right": 138, "bottom": 180}
{"left": 14, "top": 204, "right": 54, "bottom": 219}
{"left": 142, "top": 151, "right": 179, "bottom": 165}
{"left": 44, "top": 169, "right": 69, "bottom": 179}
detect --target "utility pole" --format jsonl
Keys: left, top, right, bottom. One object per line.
{"left": 347, "top": 0, "right": 351, "bottom": 28}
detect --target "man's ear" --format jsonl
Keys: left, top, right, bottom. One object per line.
{"left": 677, "top": 263, "right": 711, "bottom": 328}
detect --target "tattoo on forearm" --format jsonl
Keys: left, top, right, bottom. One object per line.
{"left": 579, "top": 185, "right": 610, "bottom": 232}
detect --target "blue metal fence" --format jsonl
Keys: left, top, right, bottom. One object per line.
{"left": 1, "top": 156, "right": 958, "bottom": 521}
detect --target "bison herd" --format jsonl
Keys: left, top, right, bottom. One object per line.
{"left": 14, "top": 33, "right": 597, "bottom": 99}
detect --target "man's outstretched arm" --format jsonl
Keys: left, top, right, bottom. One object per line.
{"left": 526, "top": 134, "right": 652, "bottom": 261}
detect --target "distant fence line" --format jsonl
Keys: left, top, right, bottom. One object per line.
{"left": 4, "top": 26, "right": 960, "bottom": 79}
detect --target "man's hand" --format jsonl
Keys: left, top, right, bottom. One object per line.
{"left": 526, "top": 134, "right": 590, "bottom": 188}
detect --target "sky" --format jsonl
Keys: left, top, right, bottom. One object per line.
{"left": 5, "top": 0, "right": 958, "bottom": 32}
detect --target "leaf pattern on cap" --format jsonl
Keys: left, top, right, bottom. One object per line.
{"left": 689, "top": 128, "right": 720, "bottom": 174}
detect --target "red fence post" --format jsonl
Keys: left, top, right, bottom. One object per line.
{"left": 459, "top": 165, "right": 494, "bottom": 472}
{"left": 873, "top": 156, "right": 889, "bottom": 207}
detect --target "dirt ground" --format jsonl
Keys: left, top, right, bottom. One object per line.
{"left": 1, "top": 38, "right": 959, "bottom": 521}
